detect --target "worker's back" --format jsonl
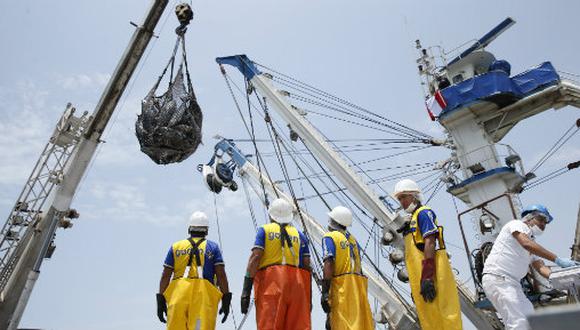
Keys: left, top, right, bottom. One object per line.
{"left": 164, "top": 237, "right": 224, "bottom": 284}
{"left": 255, "top": 222, "right": 309, "bottom": 269}
{"left": 322, "top": 230, "right": 362, "bottom": 275}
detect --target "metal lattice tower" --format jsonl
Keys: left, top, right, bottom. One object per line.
{"left": 0, "top": 104, "right": 89, "bottom": 292}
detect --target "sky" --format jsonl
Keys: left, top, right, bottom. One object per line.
{"left": 0, "top": 1, "right": 579, "bottom": 329}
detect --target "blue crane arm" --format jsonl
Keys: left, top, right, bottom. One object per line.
{"left": 216, "top": 54, "right": 262, "bottom": 80}
{"left": 214, "top": 138, "right": 249, "bottom": 168}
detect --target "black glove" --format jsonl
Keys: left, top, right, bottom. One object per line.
{"left": 241, "top": 276, "right": 253, "bottom": 314}
{"left": 420, "top": 279, "right": 436, "bottom": 302}
{"left": 320, "top": 279, "right": 331, "bottom": 313}
{"left": 420, "top": 258, "right": 436, "bottom": 302}
{"left": 156, "top": 293, "right": 167, "bottom": 323}
{"left": 219, "top": 292, "right": 232, "bottom": 323}
{"left": 396, "top": 221, "right": 412, "bottom": 236}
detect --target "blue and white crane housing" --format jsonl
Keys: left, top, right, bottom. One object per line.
{"left": 416, "top": 17, "right": 580, "bottom": 296}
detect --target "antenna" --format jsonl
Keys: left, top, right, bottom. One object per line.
{"left": 447, "top": 17, "right": 516, "bottom": 66}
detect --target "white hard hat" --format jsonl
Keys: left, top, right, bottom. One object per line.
{"left": 328, "top": 206, "right": 353, "bottom": 227}
{"left": 268, "top": 198, "right": 294, "bottom": 224}
{"left": 189, "top": 211, "right": 209, "bottom": 228}
{"left": 392, "top": 179, "right": 422, "bottom": 200}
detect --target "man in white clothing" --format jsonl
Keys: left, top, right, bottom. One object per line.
{"left": 482, "top": 204, "right": 579, "bottom": 330}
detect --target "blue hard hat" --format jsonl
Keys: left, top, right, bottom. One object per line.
{"left": 521, "top": 204, "right": 553, "bottom": 224}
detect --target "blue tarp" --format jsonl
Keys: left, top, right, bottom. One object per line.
{"left": 511, "top": 62, "right": 560, "bottom": 95}
{"left": 439, "top": 62, "right": 560, "bottom": 118}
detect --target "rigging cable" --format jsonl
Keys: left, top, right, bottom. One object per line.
{"left": 529, "top": 119, "right": 579, "bottom": 173}
{"left": 255, "top": 62, "right": 433, "bottom": 140}
{"left": 211, "top": 192, "right": 238, "bottom": 329}
{"left": 220, "top": 64, "right": 434, "bottom": 306}
{"left": 272, "top": 120, "right": 413, "bottom": 308}
{"left": 245, "top": 79, "right": 277, "bottom": 205}
{"left": 220, "top": 69, "right": 280, "bottom": 204}
{"left": 258, "top": 97, "right": 326, "bottom": 288}
{"left": 524, "top": 160, "right": 580, "bottom": 190}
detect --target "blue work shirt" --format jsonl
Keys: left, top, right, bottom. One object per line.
{"left": 164, "top": 238, "right": 224, "bottom": 283}
{"left": 322, "top": 231, "right": 363, "bottom": 260}
{"left": 417, "top": 208, "right": 439, "bottom": 238}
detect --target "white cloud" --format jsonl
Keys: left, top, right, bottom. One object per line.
{"left": 56, "top": 72, "right": 111, "bottom": 90}
{"left": 90, "top": 96, "right": 147, "bottom": 167}
{"left": 0, "top": 82, "right": 54, "bottom": 185}
{"left": 82, "top": 181, "right": 184, "bottom": 226}
{"left": 78, "top": 179, "right": 253, "bottom": 230}
{"left": 185, "top": 189, "right": 250, "bottom": 223}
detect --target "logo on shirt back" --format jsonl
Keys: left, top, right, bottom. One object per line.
{"left": 339, "top": 240, "right": 349, "bottom": 249}
{"left": 175, "top": 247, "right": 204, "bottom": 258}
{"left": 268, "top": 231, "right": 299, "bottom": 243}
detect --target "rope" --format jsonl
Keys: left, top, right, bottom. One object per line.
{"left": 529, "top": 120, "right": 579, "bottom": 173}
{"left": 212, "top": 189, "right": 239, "bottom": 328}
{"left": 245, "top": 81, "right": 275, "bottom": 205}
{"left": 220, "top": 72, "right": 255, "bottom": 139}
{"left": 77, "top": 3, "right": 172, "bottom": 200}
{"left": 219, "top": 61, "right": 434, "bottom": 307}
{"left": 220, "top": 70, "right": 281, "bottom": 199}
{"left": 523, "top": 162, "right": 579, "bottom": 190}
{"left": 283, "top": 162, "right": 437, "bottom": 184}
{"left": 260, "top": 104, "right": 325, "bottom": 289}
{"left": 288, "top": 93, "right": 424, "bottom": 139}
{"left": 255, "top": 62, "right": 433, "bottom": 140}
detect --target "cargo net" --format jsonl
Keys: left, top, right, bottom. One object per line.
{"left": 136, "top": 23, "right": 202, "bottom": 165}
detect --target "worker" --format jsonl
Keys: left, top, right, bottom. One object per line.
{"left": 240, "top": 198, "right": 312, "bottom": 330}
{"left": 482, "top": 204, "right": 579, "bottom": 330}
{"left": 156, "top": 211, "right": 231, "bottom": 330}
{"left": 321, "top": 206, "right": 373, "bottom": 330}
{"left": 392, "top": 179, "right": 462, "bottom": 330}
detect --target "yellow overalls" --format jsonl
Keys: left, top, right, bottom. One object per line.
{"left": 405, "top": 206, "right": 462, "bottom": 330}
{"left": 324, "top": 231, "right": 374, "bottom": 330}
{"left": 163, "top": 238, "right": 223, "bottom": 330}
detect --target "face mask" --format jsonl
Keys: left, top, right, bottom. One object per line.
{"left": 404, "top": 202, "right": 417, "bottom": 214}
{"left": 530, "top": 224, "right": 544, "bottom": 237}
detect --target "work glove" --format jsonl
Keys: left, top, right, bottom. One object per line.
{"left": 241, "top": 276, "right": 253, "bottom": 314}
{"left": 396, "top": 221, "right": 412, "bottom": 236}
{"left": 156, "top": 293, "right": 167, "bottom": 323}
{"left": 420, "top": 258, "right": 436, "bottom": 302}
{"left": 219, "top": 292, "right": 232, "bottom": 323}
{"left": 555, "top": 257, "right": 580, "bottom": 268}
{"left": 320, "top": 279, "right": 331, "bottom": 313}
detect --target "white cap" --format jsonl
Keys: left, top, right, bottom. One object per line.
{"left": 328, "top": 206, "right": 353, "bottom": 227}
{"left": 189, "top": 211, "right": 209, "bottom": 228}
{"left": 392, "top": 179, "right": 423, "bottom": 201}
{"left": 268, "top": 198, "right": 294, "bottom": 224}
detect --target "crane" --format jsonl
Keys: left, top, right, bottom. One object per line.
{"left": 0, "top": 1, "right": 170, "bottom": 328}
{"left": 215, "top": 55, "right": 502, "bottom": 329}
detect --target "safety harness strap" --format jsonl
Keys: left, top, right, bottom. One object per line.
{"left": 187, "top": 237, "right": 205, "bottom": 278}
{"left": 278, "top": 223, "right": 296, "bottom": 265}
